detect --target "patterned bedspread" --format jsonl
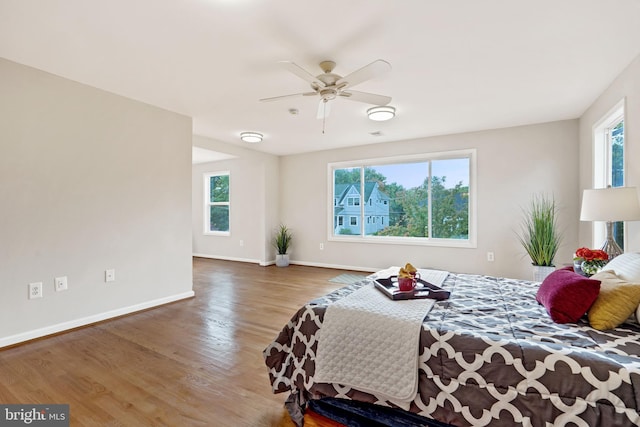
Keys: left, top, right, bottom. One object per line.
{"left": 263, "top": 273, "right": 640, "bottom": 426}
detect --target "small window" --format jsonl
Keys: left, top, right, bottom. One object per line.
{"left": 593, "top": 101, "right": 625, "bottom": 248}
{"left": 204, "top": 172, "right": 230, "bottom": 235}
{"left": 350, "top": 216, "right": 358, "bottom": 226}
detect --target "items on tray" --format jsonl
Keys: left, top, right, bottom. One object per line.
{"left": 374, "top": 264, "right": 450, "bottom": 300}
{"left": 398, "top": 263, "right": 420, "bottom": 291}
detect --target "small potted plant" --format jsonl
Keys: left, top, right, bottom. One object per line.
{"left": 273, "top": 224, "right": 293, "bottom": 267}
{"left": 516, "top": 194, "right": 562, "bottom": 281}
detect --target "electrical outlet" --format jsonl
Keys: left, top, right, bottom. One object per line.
{"left": 239, "top": 240, "right": 244, "bottom": 247}
{"left": 28, "top": 282, "right": 43, "bottom": 299}
{"left": 55, "top": 276, "right": 68, "bottom": 292}
{"left": 319, "top": 243, "right": 324, "bottom": 250}
{"left": 105, "top": 269, "right": 115, "bottom": 283}
{"left": 487, "top": 252, "right": 495, "bottom": 262}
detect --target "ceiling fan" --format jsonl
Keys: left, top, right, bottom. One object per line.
{"left": 260, "top": 59, "right": 392, "bottom": 120}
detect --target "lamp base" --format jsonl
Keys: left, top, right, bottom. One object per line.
{"left": 600, "top": 221, "right": 624, "bottom": 260}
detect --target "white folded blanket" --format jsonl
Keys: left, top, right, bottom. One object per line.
{"left": 313, "top": 283, "right": 436, "bottom": 409}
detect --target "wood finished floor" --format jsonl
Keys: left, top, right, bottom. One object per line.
{"left": 0, "top": 258, "right": 359, "bottom": 426}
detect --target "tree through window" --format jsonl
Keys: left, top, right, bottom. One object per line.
{"left": 330, "top": 151, "right": 474, "bottom": 246}
{"left": 204, "top": 172, "right": 230, "bottom": 234}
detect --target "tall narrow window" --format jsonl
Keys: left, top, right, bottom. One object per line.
{"left": 204, "top": 172, "right": 230, "bottom": 234}
{"left": 593, "top": 101, "right": 625, "bottom": 248}
{"left": 329, "top": 150, "right": 475, "bottom": 247}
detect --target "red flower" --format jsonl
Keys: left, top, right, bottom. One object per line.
{"left": 593, "top": 249, "right": 609, "bottom": 261}
{"left": 574, "top": 247, "right": 608, "bottom": 261}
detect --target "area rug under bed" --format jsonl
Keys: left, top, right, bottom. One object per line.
{"left": 327, "top": 273, "right": 368, "bottom": 284}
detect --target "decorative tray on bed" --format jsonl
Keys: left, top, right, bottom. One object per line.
{"left": 374, "top": 276, "right": 450, "bottom": 300}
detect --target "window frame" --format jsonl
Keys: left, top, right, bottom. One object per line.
{"left": 592, "top": 99, "right": 626, "bottom": 249}
{"left": 327, "top": 149, "right": 477, "bottom": 248}
{"left": 203, "top": 171, "right": 230, "bottom": 236}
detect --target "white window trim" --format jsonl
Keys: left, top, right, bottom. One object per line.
{"left": 327, "top": 149, "right": 477, "bottom": 248}
{"left": 591, "top": 98, "right": 626, "bottom": 248}
{"left": 203, "top": 171, "right": 230, "bottom": 236}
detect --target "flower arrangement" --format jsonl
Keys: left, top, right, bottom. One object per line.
{"left": 573, "top": 247, "right": 609, "bottom": 276}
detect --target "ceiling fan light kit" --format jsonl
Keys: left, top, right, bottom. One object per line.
{"left": 260, "top": 59, "right": 393, "bottom": 123}
{"left": 367, "top": 106, "right": 395, "bottom": 121}
{"left": 240, "top": 132, "right": 263, "bottom": 143}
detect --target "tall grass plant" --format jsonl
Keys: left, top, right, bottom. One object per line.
{"left": 517, "top": 194, "right": 562, "bottom": 267}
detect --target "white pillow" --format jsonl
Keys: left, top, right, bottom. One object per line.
{"left": 601, "top": 252, "right": 640, "bottom": 282}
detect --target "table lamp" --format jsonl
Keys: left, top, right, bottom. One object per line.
{"left": 580, "top": 186, "right": 640, "bottom": 259}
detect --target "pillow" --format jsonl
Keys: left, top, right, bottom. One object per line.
{"left": 601, "top": 252, "right": 640, "bottom": 282}
{"left": 536, "top": 269, "right": 601, "bottom": 323}
{"left": 588, "top": 270, "right": 640, "bottom": 330}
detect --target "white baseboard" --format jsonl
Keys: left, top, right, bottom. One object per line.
{"left": 193, "top": 253, "right": 262, "bottom": 264}
{"left": 289, "top": 260, "right": 377, "bottom": 273}
{"left": 0, "top": 291, "right": 195, "bottom": 349}
{"left": 192, "top": 253, "right": 376, "bottom": 273}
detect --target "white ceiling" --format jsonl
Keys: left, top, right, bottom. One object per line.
{"left": 1, "top": 1, "right": 639, "bottom": 156}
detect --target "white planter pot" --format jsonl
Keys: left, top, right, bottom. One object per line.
{"left": 275, "top": 254, "right": 289, "bottom": 267}
{"left": 533, "top": 265, "right": 555, "bottom": 282}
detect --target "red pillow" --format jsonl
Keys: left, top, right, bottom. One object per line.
{"left": 536, "top": 269, "right": 601, "bottom": 323}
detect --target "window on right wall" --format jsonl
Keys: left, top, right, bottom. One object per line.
{"left": 593, "top": 99, "right": 625, "bottom": 248}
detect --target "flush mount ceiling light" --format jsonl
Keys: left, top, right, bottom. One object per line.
{"left": 240, "top": 132, "right": 263, "bottom": 143}
{"left": 367, "top": 106, "right": 395, "bottom": 121}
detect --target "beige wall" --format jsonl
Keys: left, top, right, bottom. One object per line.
{"left": 579, "top": 54, "right": 640, "bottom": 251}
{"left": 279, "top": 120, "right": 580, "bottom": 280}
{"left": 0, "top": 59, "right": 194, "bottom": 347}
{"left": 192, "top": 135, "right": 280, "bottom": 265}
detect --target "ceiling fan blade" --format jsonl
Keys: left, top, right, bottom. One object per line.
{"left": 336, "top": 59, "right": 391, "bottom": 88}
{"left": 259, "top": 92, "right": 317, "bottom": 102}
{"left": 317, "top": 100, "right": 331, "bottom": 119}
{"left": 339, "top": 90, "right": 391, "bottom": 105}
{"left": 279, "top": 61, "right": 325, "bottom": 88}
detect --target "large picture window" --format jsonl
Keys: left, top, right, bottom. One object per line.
{"left": 329, "top": 150, "right": 476, "bottom": 247}
{"left": 204, "top": 172, "right": 230, "bottom": 235}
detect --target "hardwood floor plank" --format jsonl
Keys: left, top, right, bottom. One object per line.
{"left": 0, "top": 258, "right": 360, "bottom": 426}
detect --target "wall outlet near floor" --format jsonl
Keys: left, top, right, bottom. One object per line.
{"left": 28, "top": 282, "right": 43, "bottom": 299}
{"left": 487, "top": 252, "right": 495, "bottom": 262}
{"left": 105, "top": 269, "right": 116, "bottom": 283}
{"left": 239, "top": 240, "right": 244, "bottom": 247}
{"left": 319, "top": 243, "right": 324, "bottom": 250}
{"left": 54, "top": 276, "right": 68, "bottom": 292}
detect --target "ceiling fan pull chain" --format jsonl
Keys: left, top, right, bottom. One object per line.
{"left": 322, "top": 102, "right": 326, "bottom": 134}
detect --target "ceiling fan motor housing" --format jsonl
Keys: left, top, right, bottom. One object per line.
{"left": 319, "top": 88, "right": 338, "bottom": 101}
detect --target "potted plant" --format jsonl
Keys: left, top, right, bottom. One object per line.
{"left": 273, "top": 224, "right": 293, "bottom": 267}
{"left": 516, "top": 194, "right": 562, "bottom": 281}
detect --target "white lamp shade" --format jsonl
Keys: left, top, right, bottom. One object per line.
{"left": 580, "top": 187, "right": 640, "bottom": 221}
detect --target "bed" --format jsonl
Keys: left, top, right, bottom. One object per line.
{"left": 263, "top": 257, "right": 640, "bottom": 427}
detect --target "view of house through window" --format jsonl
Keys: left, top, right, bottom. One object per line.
{"left": 204, "top": 172, "right": 230, "bottom": 234}
{"left": 331, "top": 151, "right": 473, "bottom": 244}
